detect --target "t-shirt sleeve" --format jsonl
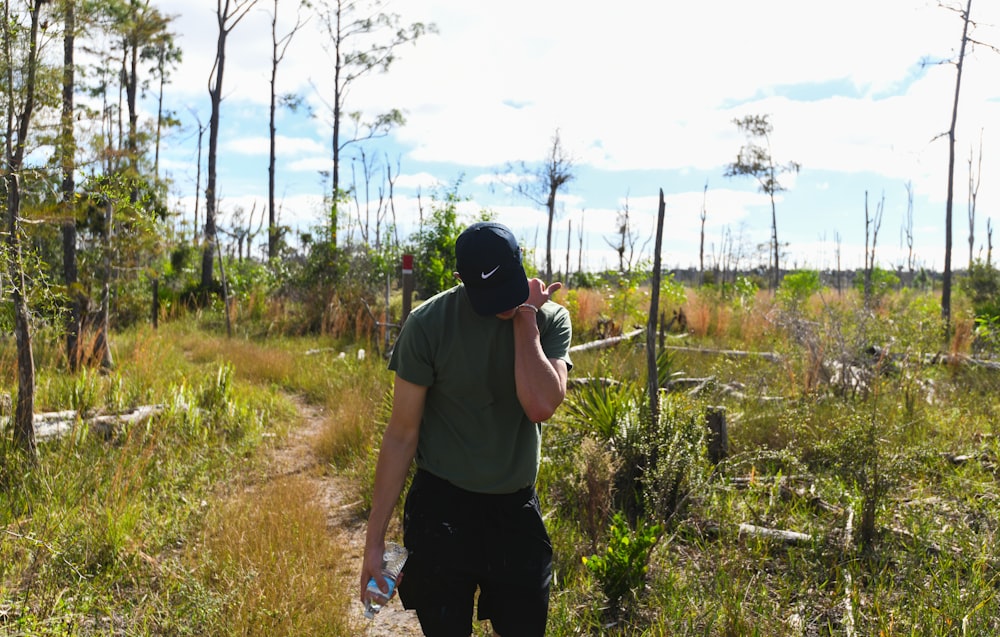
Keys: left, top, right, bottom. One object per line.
{"left": 540, "top": 304, "right": 573, "bottom": 371}
{"left": 388, "top": 315, "right": 435, "bottom": 387}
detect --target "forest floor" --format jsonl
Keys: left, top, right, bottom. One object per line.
{"left": 266, "top": 399, "right": 423, "bottom": 637}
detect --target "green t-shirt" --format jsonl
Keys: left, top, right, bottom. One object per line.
{"left": 389, "top": 285, "right": 573, "bottom": 494}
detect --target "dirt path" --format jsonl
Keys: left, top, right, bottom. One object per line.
{"left": 268, "top": 399, "right": 423, "bottom": 637}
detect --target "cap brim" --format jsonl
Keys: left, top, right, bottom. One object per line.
{"left": 464, "top": 275, "right": 529, "bottom": 316}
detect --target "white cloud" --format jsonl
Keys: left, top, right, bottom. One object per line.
{"left": 153, "top": 0, "right": 1000, "bottom": 271}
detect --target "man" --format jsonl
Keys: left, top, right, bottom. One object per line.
{"left": 360, "top": 221, "right": 573, "bottom": 637}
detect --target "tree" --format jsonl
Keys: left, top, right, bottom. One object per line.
{"left": 60, "top": 0, "right": 82, "bottom": 371}
{"left": 935, "top": 0, "right": 999, "bottom": 325}
{"left": 311, "top": 0, "right": 434, "bottom": 247}
{"left": 699, "top": 181, "right": 708, "bottom": 284}
{"left": 147, "top": 11, "right": 182, "bottom": 182}
{"left": 604, "top": 195, "right": 643, "bottom": 275}
{"left": 903, "top": 181, "right": 915, "bottom": 274}
{"left": 863, "top": 191, "right": 885, "bottom": 308}
{"left": 202, "top": 0, "right": 258, "bottom": 293}
{"left": 724, "top": 114, "right": 800, "bottom": 290}
{"left": 102, "top": 0, "right": 176, "bottom": 179}
{"left": 507, "top": 129, "right": 575, "bottom": 281}
{"left": 967, "top": 132, "right": 982, "bottom": 270}
{"left": 268, "top": 0, "right": 307, "bottom": 260}
{"left": 2, "top": 0, "right": 49, "bottom": 457}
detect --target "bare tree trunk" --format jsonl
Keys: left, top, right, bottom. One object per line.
{"left": 96, "top": 197, "right": 114, "bottom": 370}
{"left": 988, "top": 219, "right": 994, "bottom": 267}
{"left": 967, "top": 133, "right": 982, "bottom": 269}
{"left": 769, "top": 191, "right": 779, "bottom": 290}
{"left": 6, "top": 173, "right": 37, "bottom": 457}
{"left": 61, "top": 0, "right": 81, "bottom": 372}
{"left": 699, "top": 182, "right": 707, "bottom": 284}
{"left": 202, "top": 17, "right": 224, "bottom": 292}
{"left": 942, "top": 0, "right": 973, "bottom": 327}
{"left": 863, "top": 192, "right": 883, "bottom": 308}
{"left": 646, "top": 190, "right": 666, "bottom": 423}
{"left": 203, "top": 0, "right": 258, "bottom": 293}
{"left": 545, "top": 184, "right": 556, "bottom": 282}
{"left": 565, "top": 218, "right": 571, "bottom": 286}
{"left": 154, "top": 45, "right": 165, "bottom": 179}
{"left": 268, "top": 8, "right": 278, "bottom": 260}
{"left": 267, "top": 0, "right": 304, "bottom": 260}
{"left": 330, "top": 0, "right": 343, "bottom": 246}
{"left": 904, "top": 182, "right": 915, "bottom": 273}
{"left": 192, "top": 113, "right": 204, "bottom": 242}
{"left": 4, "top": 0, "right": 46, "bottom": 458}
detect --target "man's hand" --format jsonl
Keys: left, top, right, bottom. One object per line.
{"left": 360, "top": 540, "right": 388, "bottom": 603}
{"left": 524, "top": 277, "right": 562, "bottom": 309}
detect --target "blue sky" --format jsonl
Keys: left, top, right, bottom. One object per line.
{"left": 154, "top": 0, "right": 1000, "bottom": 275}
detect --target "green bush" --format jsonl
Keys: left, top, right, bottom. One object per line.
{"left": 960, "top": 261, "right": 1000, "bottom": 320}
{"left": 776, "top": 269, "right": 822, "bottom": 309}
{"left": 583, "top": 512, "right": 662, "bottom": 619}
{"left": 854, "top": 266, "right": 900, "bottom": 305}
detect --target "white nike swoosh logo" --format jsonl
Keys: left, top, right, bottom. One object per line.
{"left": 481, "top": 265, "right": 501, "bottom": 279}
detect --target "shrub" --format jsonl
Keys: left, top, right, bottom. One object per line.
{"left": 583, "top": 512, "right": 662, "bottom": 620}
{"left": 960, "top": 261, "right": 1000, "bottom": 320}
{"left": 854, "top": 266, "right": 900, "bottom": 307}
{"left": 776, "top": 269, "right": 822, "bottom": 309}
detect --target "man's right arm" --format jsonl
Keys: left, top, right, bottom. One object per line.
{"left": 359, "top": 375, "right": 427, "bottom": 602}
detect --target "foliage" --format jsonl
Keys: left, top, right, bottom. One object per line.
{"left": 640, "top": 392, "right": 710, "bottom": 521}
{"left": 657, "top": 272, "right": 687, "bottom": 312}
{"left": 852, "top": 265, "right": 900, "bottom": 305}
{"left": 812, "top": 404, "right": 904, "bottom": 548}
{"left": 602, "top": 268, "right": 651, "bottom": 333}
{"left": 959, "top": 260, "right": 1000, "bottom": 320}
{"left": 582, "top": 512, "right": 662, "bottom": 619}
{"left": 401, "top": 182, "right": 497, "bottom": 301}
{"left": 405, "top": 183, "right": 466, "bottom": 299}
{"left": 776, "top": 269, "right": 822, "bottom": 309}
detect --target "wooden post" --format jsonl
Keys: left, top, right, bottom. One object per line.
{"left": 401, "top": 254, "right": 414, "bottom": 325}
{"left": 707, "top": 406, "right": 728, "bottom": 464}
{"left": 646, "top": 190, "right": 666, "bottom": 422}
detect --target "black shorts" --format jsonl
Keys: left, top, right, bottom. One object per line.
{"left": 398, "top": 469, "right": 552, "bottom": 637}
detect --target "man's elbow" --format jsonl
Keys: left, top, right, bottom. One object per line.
{"left": 523, "top": 393, "right": 566, "bottom": 424}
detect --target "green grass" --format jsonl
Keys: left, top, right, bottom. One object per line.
{"left": 0, "top": 322, "right": 380, "bottom": 636}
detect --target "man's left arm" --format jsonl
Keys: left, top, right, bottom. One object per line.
{"left": 512, "top": 279, "right": 569, "bottom": 423}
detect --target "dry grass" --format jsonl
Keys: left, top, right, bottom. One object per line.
{"left": 564, "top": 288, "right": 608, "bottom": 339}
{"left": 197, "top": 475, "right": 358, "bottom": 637}
{"left": 181, "top": 334, "right": 299, "bottom": 387}
{"left": 312, "top": 361, "right": 390, "bottom": 469}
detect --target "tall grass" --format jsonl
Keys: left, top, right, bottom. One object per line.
{"left": 0, "top": 322, "right": 370, "bottom": 636}
{"left": 195, "top": 475, "right": 357, "bottom": 636}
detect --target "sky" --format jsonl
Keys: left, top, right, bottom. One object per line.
{"left": 151, "top": 0, "right": 1000, "bottom": 276}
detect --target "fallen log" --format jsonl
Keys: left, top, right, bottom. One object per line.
{"left": 568, "top": 328, "right": 644, "bottom": 353}
{"left": 738, "top": 523, "right": 812, "bottom": 545}
{"left": 662, "top": 345, "right": 782, "bottom": 362}
{"left": 34, "top": 405, "right": 164, "bottom": 441}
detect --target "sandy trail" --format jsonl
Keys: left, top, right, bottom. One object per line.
{"left": 267, "top": 399, "right": 423, "bottom": 637}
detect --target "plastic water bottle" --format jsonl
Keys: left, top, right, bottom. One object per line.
{"left": 364, "top": 542, "right": 408, "bottom": 619}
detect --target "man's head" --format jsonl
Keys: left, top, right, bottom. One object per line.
{"left": 455, "top": 222, "right": 529, "bottom": 316}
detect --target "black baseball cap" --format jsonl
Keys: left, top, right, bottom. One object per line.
{"left": 455, "top": 222, "right": 529, "bottom": 316}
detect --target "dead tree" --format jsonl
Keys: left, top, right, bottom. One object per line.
{"left": 202, "top": 0, "right": 258, "bottom": 294}
{"left": 863, "top": 191, "right": 884, "bottom": 307}
{"left": 968, "top": 131, "right": 983, "bottom": 269}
